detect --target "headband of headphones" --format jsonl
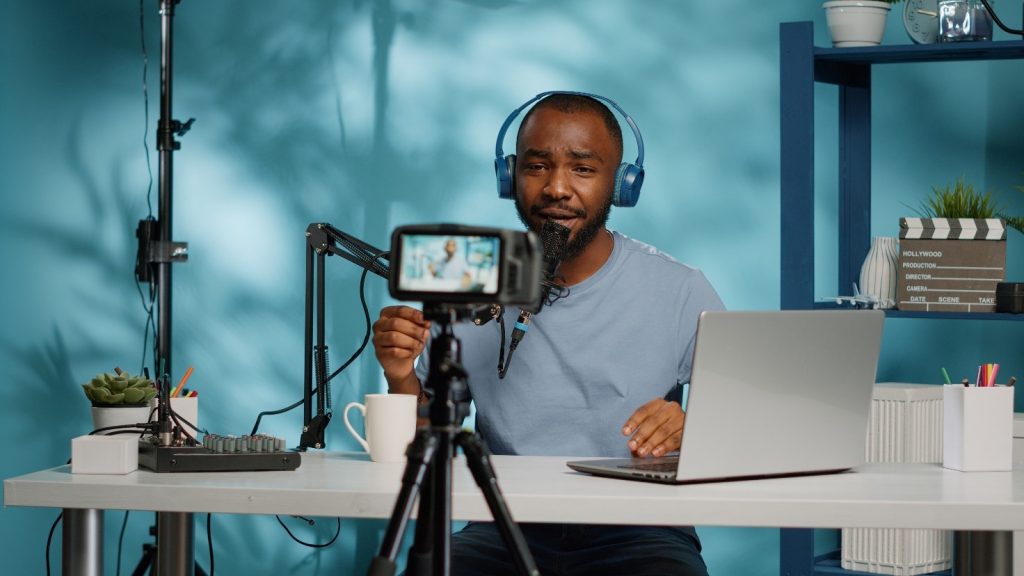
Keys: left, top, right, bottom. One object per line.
{"left": 493, "top": 91, "right": 646, "bottom": 207}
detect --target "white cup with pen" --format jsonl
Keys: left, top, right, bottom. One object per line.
{"left": 343, "top": 393, "right": 418, "bottom": 463}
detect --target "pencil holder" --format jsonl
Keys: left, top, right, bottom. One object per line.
{"left": 942, "top": 385, "right": 1013, "bottom": 471}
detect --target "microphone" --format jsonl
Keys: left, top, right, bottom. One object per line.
{"left": 499, "top": 220, "right": 571, "bottom": 379}
{"left": 530, "top": 219, "right": 572, "bottom": 314}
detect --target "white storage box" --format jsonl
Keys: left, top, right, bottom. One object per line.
{"left": 71, "top": 435, "right": 138, "bottom": 475}
{"left": 842, "top": 383, "right": 950, "bottom": 575}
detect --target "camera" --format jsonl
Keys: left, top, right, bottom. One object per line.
{"left": 388, "top": 224, "right": 541, "bottom": 306}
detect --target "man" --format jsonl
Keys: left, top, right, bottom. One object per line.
{"left": 427, "top": 237, "right": 472, "bottom": 288}
{"left": 372, "top": 93, "right": 724, "bottom": 575}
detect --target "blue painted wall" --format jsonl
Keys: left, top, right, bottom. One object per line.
{"left": 2, "top": 1, "right": 1022, "bottom": 574}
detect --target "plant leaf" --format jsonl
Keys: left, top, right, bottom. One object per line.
{"left": 123, "top": 387, "right": 146, "bottom": 404}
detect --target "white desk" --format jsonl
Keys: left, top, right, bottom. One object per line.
{"left": 7, "top": 453, "right": 1024, "bottom": 573}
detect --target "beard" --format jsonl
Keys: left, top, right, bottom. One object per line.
{"left": 514, "top": 192, "right": 613, "bottom": 261}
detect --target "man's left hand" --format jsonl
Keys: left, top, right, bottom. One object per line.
{"left": 621, "top": 399, "right": 685, "bottom": 458}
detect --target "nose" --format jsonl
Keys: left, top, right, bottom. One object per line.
{"left": 542, "top": 167, "right": 572, "bottom": 201}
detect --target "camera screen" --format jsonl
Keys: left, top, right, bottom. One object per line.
{"left": 395, "top": 234, "right": 501, "bottom": 295}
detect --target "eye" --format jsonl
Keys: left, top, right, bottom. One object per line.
{"left": 573, "top": 165, "right": 597, "bottom": 175}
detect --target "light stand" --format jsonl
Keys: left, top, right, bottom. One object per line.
{"left": 131, "top": 1, "right": 195, "bottom": 574}
{"left": 299, "top": 222, "right": 389, "bottom": 450}
{"left": 368, "top": 304, "right": 538, "bottom": 576}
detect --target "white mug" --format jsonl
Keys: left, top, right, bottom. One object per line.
{"left": 343, "top": 393, "right": 418, "bottom": 462}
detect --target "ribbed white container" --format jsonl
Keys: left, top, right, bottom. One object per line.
{"left": 842, "top": 383, "right": 951, "bottom": 575}
{"left": 859, "top": 236, "right": 898, "bottom": 309}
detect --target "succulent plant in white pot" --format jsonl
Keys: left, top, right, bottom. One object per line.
{"left": 82, "top": 368, "right": 157, "bottom": 432}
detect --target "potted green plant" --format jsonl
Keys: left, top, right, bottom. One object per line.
{"left": 917, "top": 176, "right": 1023, "bottom": 232}
{"left": 824, "top": 0, "right": 902, "bottom": 47}
{"left": 82, "top": 368, "right": 157, "bottom": 432}
{"left": 897, "top": 176, "right": 1015, "bottom": 313}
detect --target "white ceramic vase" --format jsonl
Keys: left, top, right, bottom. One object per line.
{"left": 823, "top": 0, "right": 892, "bottom": 47}
{"left": 859, "top": 236, "right": 898, "bottom": 309}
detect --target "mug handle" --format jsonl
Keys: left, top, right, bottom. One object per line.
{"left": 343, "top": 402, "right": 370, "bottom": 452}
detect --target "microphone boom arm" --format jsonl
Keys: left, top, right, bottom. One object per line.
{"left": 300, "top": 223, "right": 389, "bottom": 450}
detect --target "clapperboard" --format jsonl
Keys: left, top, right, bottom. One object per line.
{"left": 897, "top": 218, "right": 1006, "bottom": 312}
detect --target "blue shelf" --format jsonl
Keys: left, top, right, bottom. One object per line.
{"left": 779, "top": 20, "right": 1024, "bottom": 314}
{"left": 814, "top": 550, "right": 951, "bottom": 575}
{"left": 810, "top": 302, "right": 1024, "bottom": 321}
{"left": 814, "top": 39, "right": 1024, "bottom": 65}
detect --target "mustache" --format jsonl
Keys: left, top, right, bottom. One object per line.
{"left": 529, "top": 203, "right": 586, "bottom": 218}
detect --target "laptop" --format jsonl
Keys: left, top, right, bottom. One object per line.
{"left": 567, "top": 310, "right": 884, "bottom": 484}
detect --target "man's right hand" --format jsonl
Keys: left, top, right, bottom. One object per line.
{"left": 372, "top": 305, "right": 431, "bottom": 393}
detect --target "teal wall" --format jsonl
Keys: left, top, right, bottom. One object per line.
{"left": 2, "top": 1, "right": 1022, "bottom": 574}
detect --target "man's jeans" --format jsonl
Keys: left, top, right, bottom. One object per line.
{"left": 446, "top": 521, "right": 708, "bottom": 576}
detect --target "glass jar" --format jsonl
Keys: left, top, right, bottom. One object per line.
{"left": 938, "top": 0, "right": 993, "bottom": 42}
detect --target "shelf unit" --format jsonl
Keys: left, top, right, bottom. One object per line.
{"left": 780, "top": 20, "right": 1024, "bottom": 319}
{"left": 778, "top": 20, "right": 1024, "bottom": 576}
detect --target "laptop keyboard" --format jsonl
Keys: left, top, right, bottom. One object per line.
{"left": 618, "top": 457, "right": 679, "bottom": 473}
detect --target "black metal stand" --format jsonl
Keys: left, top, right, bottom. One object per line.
{"left": 131, "top": 1, "right": 196, "bottom": 574}
{"left": 299, "top": 223, "right": 388, "bottom": 450}
{"left": 367, "top": 306, "right": 538, "bottom": 576}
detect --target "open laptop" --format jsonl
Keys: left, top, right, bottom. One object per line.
{"left": 567, "top": 310, "right": 884, "bottom": 484}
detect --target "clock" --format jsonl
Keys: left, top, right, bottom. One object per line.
{"left": 903, "top": 0, "right": 939, "bottom": 44}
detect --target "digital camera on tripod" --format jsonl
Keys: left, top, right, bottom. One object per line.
{"left": 369, "top": 224, "right": 544, "bottom": 576}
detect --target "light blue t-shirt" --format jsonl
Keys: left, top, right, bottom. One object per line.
{"left": 416, "top": 231, "right": 725, "bottom": 457}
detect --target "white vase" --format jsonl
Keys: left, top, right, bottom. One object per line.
{"left": 859, "top": 236, "right": 898, "bottom": 309}
{"left": 823, "top": 1, "right": 892, "bottom": 47}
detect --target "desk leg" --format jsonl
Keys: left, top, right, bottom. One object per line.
{"left": 62, "top": 508, "right": 103, "bottom": 576}
{"left": 779, "top": 528, "right": 814, "bottom": 575}
{"left": 157, "top": 511, "right": 194, "bottom": 575}
{"left": 953, "top": 530, "right": 1013, "bottom": 576}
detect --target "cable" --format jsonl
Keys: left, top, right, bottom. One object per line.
{"left": 169, "top": 407, "right": 207, "bottom": 437}
{"left": 169, "top": 410, "right": 199, "bottom": 445}
{"left": 89, "top": 423, "right": 156, "bottom": 436}
{"left": 323, "top": 266, "right": 373, "bottom": 384}
{"left": 135, "top": 0, "right": 158, "bottom": 378}
{"left": 496, "top": 313, "right": 507, "bottom": 375}
{"left": 979, "top": 0, "right": 1024, "bottom": 36}
{"left": 274, "top": 515, "right": 341, "bottom": 548}
{"left": 207, "top": 513, "right": 215, "bottom": 576}
{"left": 139, "top": 0, "right": 154, "bottom": 216}
{"left": 45, "top": 511, "right": 62, "bottom": 576}
{"left": 116, "top": 510, "right": 130, "bottom": 576}
{"left": 250, "top": 266, "right": 374, "bottom": 435}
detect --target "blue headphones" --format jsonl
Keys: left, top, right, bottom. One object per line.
{"left": 494, "top": 91, "right": 645, "bottom": 208}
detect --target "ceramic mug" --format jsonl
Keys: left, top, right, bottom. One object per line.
{"left": 343, "top": 393, "right": 418, "bottom": 462}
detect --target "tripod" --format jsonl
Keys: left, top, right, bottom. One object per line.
{"left": 368, "top": 305, "right": 539, "bottom": 576}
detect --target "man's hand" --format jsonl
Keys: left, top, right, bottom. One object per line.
{"left": 372, "top": 306, "right": 430, "bottom": 392}
{"left": 621, "top": 399, "right": 685, "bottom": 458}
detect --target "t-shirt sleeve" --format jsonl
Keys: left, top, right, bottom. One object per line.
{"left": 676, "top": 270, "right": 726, "bottom": 384}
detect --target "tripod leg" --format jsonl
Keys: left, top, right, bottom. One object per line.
{"left": 455, "top": 431, "right": 539, "bottom": 576}
{"left": 431, "top": 426, "right": 457, "bottom": 576}
{"left": 405, "top": 466, "right": 435, "bottom": 576}
{"left": 129, "top": 543, "right": 155, "bottom": 576}
{"left": 368, "top": 429, "right": 439, "bottom": 576}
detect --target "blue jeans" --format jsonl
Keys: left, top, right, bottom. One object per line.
{"left": 447, "top": 522, "right": 708, "bottom": 576}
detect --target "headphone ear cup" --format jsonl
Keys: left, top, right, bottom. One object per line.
{"left": 495, "top": 154, "right": 516, "bottom": 200}
{"left": 613, "top": 162, "right": 644, "bottom": 207}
